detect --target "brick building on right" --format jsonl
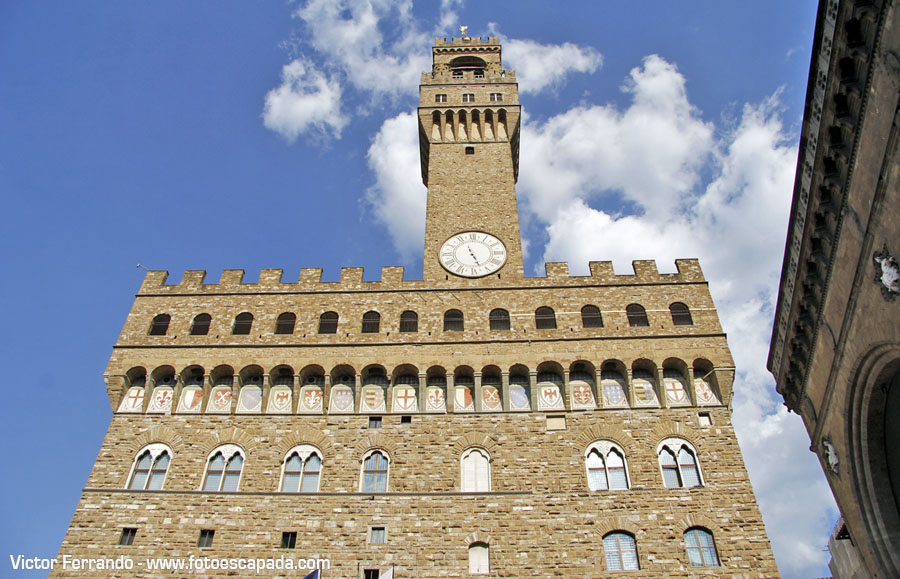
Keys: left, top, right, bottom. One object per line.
{"left": 767, "top": 0, "right": 900, "bottom": 577}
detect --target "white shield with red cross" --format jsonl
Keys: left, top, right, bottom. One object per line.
{"left": 392, "top": 386, "right": 417, "bottom": 412}
{"left": 118, "top": 387, "right": 145, "bottom": 413}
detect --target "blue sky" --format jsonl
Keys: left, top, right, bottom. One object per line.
{"left": 0, "top": 1, "right": 834, "bottom": 577}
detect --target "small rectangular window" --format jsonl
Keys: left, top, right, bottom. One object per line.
{"left": 198, "top": 529, "right": 215, "bottom": 548}
{"left": 369, "top": 416, "right": 382, "bottom": 429}
{"left": 118, "top": 528, "right": 137, "bottom": 546}
{"left": 370, "top": 526, "right": 386, "bottom": 544}
{"left": 452, "top": 70, "right": 463, "bottom": 78}
{"left": 465, "top": 146, "right": 475, "bottom": 155}
{"left": 462, "top": 93, "right": 475, "bottom": 103}
{"left": 698, "top": 412, "right": 713, "bottom": 427}
{"left": 401, "top": 415, "right": 412, "bottom": 424}
{"left": 364, "top": 570, "right": 380, "bottom": 579}
{"left": 281, "top": 531, "right": 297, "bottom": 549}
{"left": 490, "top": 93, "right": 503, "bottom": 102}
{"left": 435, "top": 94, "right": 447, "bottom": 103}
{"left": 546, "top": 415, "right": 567, "bottom": 431}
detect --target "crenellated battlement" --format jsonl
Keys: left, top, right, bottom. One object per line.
{"left": 434, "top": 36, "right": 501, "bottom": 48}
{"left": 138, "top": 259, "right": 705, "bottom": 295}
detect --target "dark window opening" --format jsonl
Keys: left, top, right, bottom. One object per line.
{"left": 275, "top": 312, "right": 296, "bottom": 334}
{"left": 281, "top": 531, "right": 297, "bottom": 549}
{"left": 233, "top": 312, "right": 253, "bottom": 335}
{"left": 581, "top": 305, "right": 603, "bottom": 328}
{"left": 489, "top": 309, "right": 510, "bottom": 331}
{"left": 318, "top": 311, "right": 338, "bottom": 334}
{"left": 670, "top": 302, "right": 693, "bottom": 325}
{"left": 444, "top": 309, "right": 464, "bottom": 331}
{"left": 368, "top": 416, "right": 382, "bottom": 429}
{"left": 399, "top": 310, "right": 418, "bottom": 332}
{"left": 198, "top": 529, "right": 215, "bottom": 548}
{"left": 119, "top": 528, "right": 137, "bottom": 546}
{"left": 362, "top": 311, "right": 381, "bottom": 333}
{"left": 626, "top": 304, "right": 649, "bottom": 327}
{"left": 401, "top": 415, "right": 412, "bottom": 424}
{"left": 364, "top": 570, "right": 380, "bottom": 579}
{"left": 190, "top": 313, "right": 211, "bottom": 335}
{"left": 465, "top": 146, "right": 475, "bottom": 155}
{"left": 535, "top": 307, "right": 557, "bottom": 329}
{"left": 149, "top": 314, "right": 170, "bottom": 336}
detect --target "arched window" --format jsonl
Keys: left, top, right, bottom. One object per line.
{"left": 275, "top": 312, "right": 296, "bottom": 335}
{"left": 444, "top": 309, "right": 464, "bottom": 332}
{"left": 670, "top": 302, "right": 694, "bottom": 325}
{"left": 128, "top": 444, "right": 171, "bottom": 490}
{"left": 149, "top": 314, "right": 170, "bottom": 336}
{"left": 203, "top": 446, "right": 244, "bottom": 492}
{"left": 659, "top": 439, "right": 702, "bottom": 488}
{"left": 626, "top": 304, "right": 649, "bottom": 327}
{"left": 318, "top": 311, "right": 338, "bottom": 334}
{"left": 489, "top": 308, "right": 510, "bottom": 331}
{"left": 468, "top": 542, "right": 490, "bottom": 574}
{"left": 461, "top": 448, "right": 491, "bottom": 492}
{"left": 581, "top": 305, "right": 603, "bottom": 328}
{"left": 684, "top": 528, "right": 719, "bottom": 566}
{"left": 585, "top": 441, "right": 629, "bottom": 490}
{"left": 603, "top": 532, "right": 639, "bottom": 571}
{"left": 535, "top": 307, "right": 557, "bottom": 329}
{"left": 232, "top": 312, "right": 253, "bottom": 335}
{"left": 190, "top": 313, "right": 211, "bottom": 336}
{"left": 281, "top": 445, "right": 322, "bottom": 493}
{"left": 361, "top": 451, "right": 389, "bottom": 492}
{"left": 361, "top": 311, "right": 380, "bottom": 333}
{"left": 399, "top": 310, "right": 418, "bottom": 332}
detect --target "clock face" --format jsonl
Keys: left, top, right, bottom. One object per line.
{"left": 439, "top": 232, "right": 507, "bottom": 278}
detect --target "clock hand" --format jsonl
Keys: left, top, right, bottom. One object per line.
{"left": 468, "top": 246, "right": 480, "bottom": 265}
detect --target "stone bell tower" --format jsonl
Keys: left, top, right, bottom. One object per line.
{"left": 418, "top": 32, "right": 524, "bottom": 281}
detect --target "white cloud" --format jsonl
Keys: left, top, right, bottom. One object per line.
{"left": 364, "top": 111, "right": 427, "bottom": 261}
{"left": 533, "top": 57, "right": 837, "bottom": 578}
{"left": 519, "top": 56, "right": 713, "bottom": 222}
{"left": 294, "top": 0, "right": 430, "bottom": 100}
{"left": 262, "top": 58, "right": 347, "bottom": 141}
{"left": 502, "top": 37, "right": 602, "bottom": 94}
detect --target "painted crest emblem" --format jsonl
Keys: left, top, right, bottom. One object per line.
{"left": 572, "top": 383, "right": 595, "bottom": 407}
{"left": 331, "top": 387, "right": 353, "bottom": 412}
{"left": 426, "top": 387, "right": 445, "bottom": 411}
{"left": 482, "top": 386, "right": 501, "bottom": 410}
{"left": 179, "top": 387, "right": 203, "bottom": 412}
{"left": 633, "top": 381, "right": 657, "bottom": 405}
{"left": 268, "top": 388, "right": 292, "bottom": 412}
{"left": 302, "top": 388, "right": 322, "bottom": 410}
{"left": 455, "top": 386, "right": 474, "bottom": 411}
{"left": 603, "top": 381, "right": 626, "bottom": 406}
{"left": 147, "top": 388, "right": 173, "bottom": 413}
{"left": 509, "top": 385, "right": 530, "bottom": 410}
{"left": 393, "top": 386, "right": 417, "bottom": 411}
{"left": 694, "top": 378, "right": 717, "bottom": 404}
{"left": 238, "top": 387, "right": 262, "bottom": 412}
{"left": 665, "top": 380, "right": 687, "bottom": 403}
{"left": 363, "top": 387, "right": 385, "bottom": 412}
{"left": 118, "top": 387, "right": 144, "bottom": 413}
{"left": 212, "top": 388, "right": 232, "bottom": 411}
{"left": 540, "top": 384, "right": 563, "bottom": 409}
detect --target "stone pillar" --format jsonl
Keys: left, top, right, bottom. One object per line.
{"left": 293, "top": 373, "right": 302, "bottom": 414}
{"left": 501, "top": 371, "right": 510, "bottom": 412}
{"left": 354, "top": 373, "right": 362, "bottom": 414}
{"left": 626, "top": 368, "right": 635, "bottom": 408}
{"left": 418, "top": 372, "right": 427, "bottom": 413}
{"left": 657, "top": 367, "right": 667, "bottom": 408}
{"left": 447, "top": 374, "right": 456, "bottom": 413}
{"left": 562, "top": 368, "right": 571, "bottom": 410}
{"left": 474, "top": 372, "right": 483, "bottom": 412}
{"left": 261, "top": 375, "right": 271, "bottom": 414}
{"left": 686, "top": 367, "right": 697, "bottom": 406}
{"left": 529, "top": 369, "right": 539, "bottom": 410}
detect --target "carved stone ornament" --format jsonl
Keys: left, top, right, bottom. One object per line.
{"left": 821, "top": 438, "right": 839, "bottom": 475}
{"left": 873, "top": 245, "right": 900, "bottom": 301}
